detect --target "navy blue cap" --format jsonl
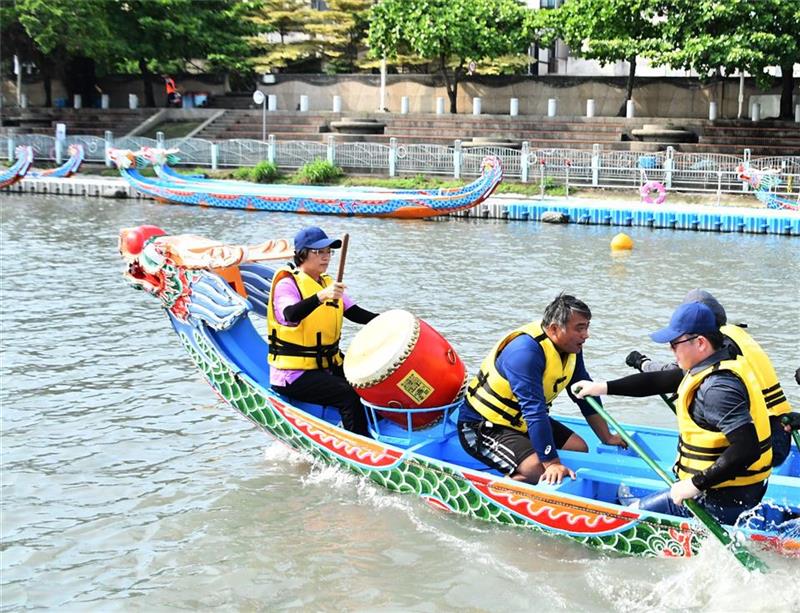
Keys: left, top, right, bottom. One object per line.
{"left": 293, "top": 226, "right": 342, "bottom": 252}
{"left": 650, "top": 302, "right": 718, "bottom": 343}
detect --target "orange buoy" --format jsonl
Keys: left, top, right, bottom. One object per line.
{"left": 610, "top": 232, "right": 634, "bottom": 251}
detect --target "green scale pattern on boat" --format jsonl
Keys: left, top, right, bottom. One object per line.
{"left": 178, "top": 328, "right": 704, "bottom": 559}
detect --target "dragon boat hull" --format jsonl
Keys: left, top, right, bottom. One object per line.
{"left": 0, "top": 146, "right": 34, "bottom": 189}
{"left": 119, "top": 226, "right": 800, "bottom": 561}
{"left": 110, "top": 149, "right": 502, "bottom": 218}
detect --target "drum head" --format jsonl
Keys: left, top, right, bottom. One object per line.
{"left": 344, "top": 309, "right": 418, "bottom": 387}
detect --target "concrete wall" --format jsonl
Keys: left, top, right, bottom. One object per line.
{"left": 4, "top": 72, "right": 794, "bottom": 119}
{"left": 253, "top": 74, "right": 793, "bottom": 119}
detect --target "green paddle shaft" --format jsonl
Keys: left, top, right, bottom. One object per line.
{"left": 582, "top": 394, "right": 768, "bottom": 573}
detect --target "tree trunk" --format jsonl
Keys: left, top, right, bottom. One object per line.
{"left": 779, "top": 63, "right": 795, "bottom": 119}
{"left": 617, "top": 55, "right": 636, "bottom": 116}
{"left": 440, "top": 54, "right": 459, "bottom": 114}
{"left": 140, "top": 59, "right": 156, "bottom": 108}
{"left": 43, "top": 75, "right": 52, "bottom": 108}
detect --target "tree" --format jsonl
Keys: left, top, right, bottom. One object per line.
{"left": 550, "top": 0, "right": 664, "bottom": 115}
{"left": 248, "top": 0, "right": 320, "bottom": 73}
{"left": 368, "top": 0, "right": 532, "bottom": 113}
{"left": 6, "top": 0, "right": 120, "bottom": 106}
{"left": 655, "top": 0, "right": 800, "bottom": 119}
{"left": 105, "top": 0, "right": 257, "bottom": 106}
{"left": 308, "top": 0, "right": 373, "bottom": 74}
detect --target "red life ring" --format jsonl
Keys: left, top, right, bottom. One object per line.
{"left": 640, "top": 180, "right": 667, "bottom": 204}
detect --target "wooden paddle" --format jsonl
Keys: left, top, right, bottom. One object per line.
{"left": 580, "top": 393, "right": 768, "bottom": 572}
{"left": 331, "top": 233, "right": 349, "bottom": 307}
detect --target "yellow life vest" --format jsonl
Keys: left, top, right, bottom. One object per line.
{"left": 675, "top": 355, "right": 772, "bottom": 488}
{"left": 465, "top": 322, "right": 576, "bottom": 432}
{"left": 722, "top": 324, "right": 791, "bottom": 418}
{"left": 266, "top": 266, "right": 343, "bottom": 370}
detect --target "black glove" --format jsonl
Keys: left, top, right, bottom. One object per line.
{"left": 781, "top": 413, "right": 800, "bottom": 432}
{"left": 795, "top": 367, "right": 800, "bottom": 386}
{"left": 625, "top": 350, "right": 650, "bottom": 371}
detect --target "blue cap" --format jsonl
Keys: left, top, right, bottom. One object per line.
{"left": 650, "top": 302, "right": 718, "bottom": 343}
{"left": 293, "top": 226, "right": 342, "bottom": 252}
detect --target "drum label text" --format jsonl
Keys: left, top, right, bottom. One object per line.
{"left": 397, "top": 370, "right": 434, "bottom": 405}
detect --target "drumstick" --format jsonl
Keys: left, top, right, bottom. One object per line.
{"left": 332, "top": 233, "right": 349, "bottom": 307}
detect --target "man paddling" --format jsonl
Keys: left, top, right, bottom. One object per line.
{"left": 574, "top": 302, "right": 773, "bottom": 524}
{"left": 457, "top": 293, "right": 626, "bottom": 485}
{"left": 623, "top": 289, "right": 795, "bottom": 468}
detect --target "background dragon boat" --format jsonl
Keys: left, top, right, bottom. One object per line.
{"left": 0, "top": 146, "right": 34, "bottom": 188}
{"left": 118, "top": 224, "right": 800, "bottom": 563}
{"left": 28, "top": 143, "right": 85, "bottom": 178}
{"left": 108, "top": 148, "right": 502, "bottom": 218}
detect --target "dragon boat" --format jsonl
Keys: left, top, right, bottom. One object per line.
{"left": 119, "top": 224, "right": 800, "bottom": 562}
{"left": 28, "top": 144, "right": 84, "bottom": 178}
{"left": 108, "top": 148, "right": 502, "bottom": 219}
{"left": 0, "top": 146, "right": 34, "bottom": 189}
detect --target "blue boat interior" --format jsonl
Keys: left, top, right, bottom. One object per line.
{"left": 195, "top": 263, "right": 799, "bottom": 531}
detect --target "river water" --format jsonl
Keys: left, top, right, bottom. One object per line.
{"left": 1, "top": 194, "right": 799, "bottom": 611}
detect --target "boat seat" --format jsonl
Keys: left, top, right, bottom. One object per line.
{"left": 213, "top": 265, "right": 247, "bottom": 298}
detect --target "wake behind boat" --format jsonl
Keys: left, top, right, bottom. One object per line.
{"left": 109, "top": 148, "right": 502, "bottom": 218}
{"left": 118, "top": 224, "right": 800, "bottom": 562}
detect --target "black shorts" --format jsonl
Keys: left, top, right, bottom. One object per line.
{"left": 458, "top": 418, "right": 576, "bottom": 476}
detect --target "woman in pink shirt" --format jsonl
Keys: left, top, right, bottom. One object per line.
{"left": 266, "top": 226, "right": 378, "bottom": 435}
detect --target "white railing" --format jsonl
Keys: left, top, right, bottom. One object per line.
{"left": 3, "top": 132, "right": 798, "bottom": 201}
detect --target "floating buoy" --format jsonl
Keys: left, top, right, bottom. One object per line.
{"left": 610, "top": 232, "right": 634, "bottom": 251}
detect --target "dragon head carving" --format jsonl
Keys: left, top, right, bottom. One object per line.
{"left": 119, "top": 225, "right": 197, "bottom": 320}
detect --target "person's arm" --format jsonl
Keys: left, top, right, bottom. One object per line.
{"left": 499, "top": 338, "right": 573, "bottom": 484}
{"left": 276, "top": 278, "right": 345, "bottom": 324}
{"left": 344, "top": 304, "right": 378, "bottom": 324}
{"left": 499, "top": 338, "right": 558, "bottom": 462}
{"left": 567, "top": 353, "right": 626, "bottom": 447}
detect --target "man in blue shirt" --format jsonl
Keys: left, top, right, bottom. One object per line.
{"left": 458, "top": 293, "right": 625, "bottom": 484}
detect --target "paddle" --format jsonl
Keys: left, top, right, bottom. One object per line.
{"left": 580, "top": 393, "right": 768, "bottom": 572}
{"left": 331, "top": 233, "right": 349, "bottom": 307}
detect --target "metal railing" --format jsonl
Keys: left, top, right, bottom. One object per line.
{"left": 3, "top": 132, "right": 799, "bottom": 202}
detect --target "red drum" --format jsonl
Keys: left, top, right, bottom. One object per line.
{"left": 343, "top": 309, "right": 466, "bottom": 429}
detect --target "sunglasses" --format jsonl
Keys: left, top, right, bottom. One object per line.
{"left": 669, "top": 335, "right": 698, "bottom": 350}
{"left": 308, "top": 248, "right": 335, "bottom": 256}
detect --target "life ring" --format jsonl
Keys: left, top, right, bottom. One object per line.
{"left": 640, "top": 180, "right": 667, "bottom": 204}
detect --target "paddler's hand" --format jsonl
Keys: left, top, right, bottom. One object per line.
{"left": 539, "top": 461, "right": 576, "bottom": 485}
{"left": 571, "top": 380, "right": 607, "bottom": 398}
{"left": 782, "top": 412, "right": 800, "bottom": 432}
{"left": 625, "top": 350, "right": 650, "bottom": 371}
{"left": 670, "top": 478, "right": 701, "bottom": 506}
{"left": 317, "top": 282, "right": 345, "bottom": 303}
{"left": 602, "top": 433, "right": 628, "bottom": 449}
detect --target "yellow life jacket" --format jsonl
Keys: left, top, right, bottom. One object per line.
{"left": 266, "top": 266, "right": 343, "bottom": 370}
{"left": 465, "top": 322, "right": 576, "bottom": 432}
{"left": 722, "top": 324, "right": 791, "bottom": 418}
{"left": 675, "top": 355, "right": 772, "bottom": 488}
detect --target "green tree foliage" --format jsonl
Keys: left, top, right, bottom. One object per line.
{"left": 249, "top": 0, "right": 319, "bottom": 72}
{"left": 6, "top": 0, "right": 257, "bottom": 107}
{"left": 368, "top": 0, "right": 532, "bottom": 113}
{"left": 549, "top": 0, "right": 664, "bottom": 114}
{"left": 655, "top": 0, "right": 800, "bottom": 119}
{"left": 308, "top": 0, "right": 373, "bottom": 74}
